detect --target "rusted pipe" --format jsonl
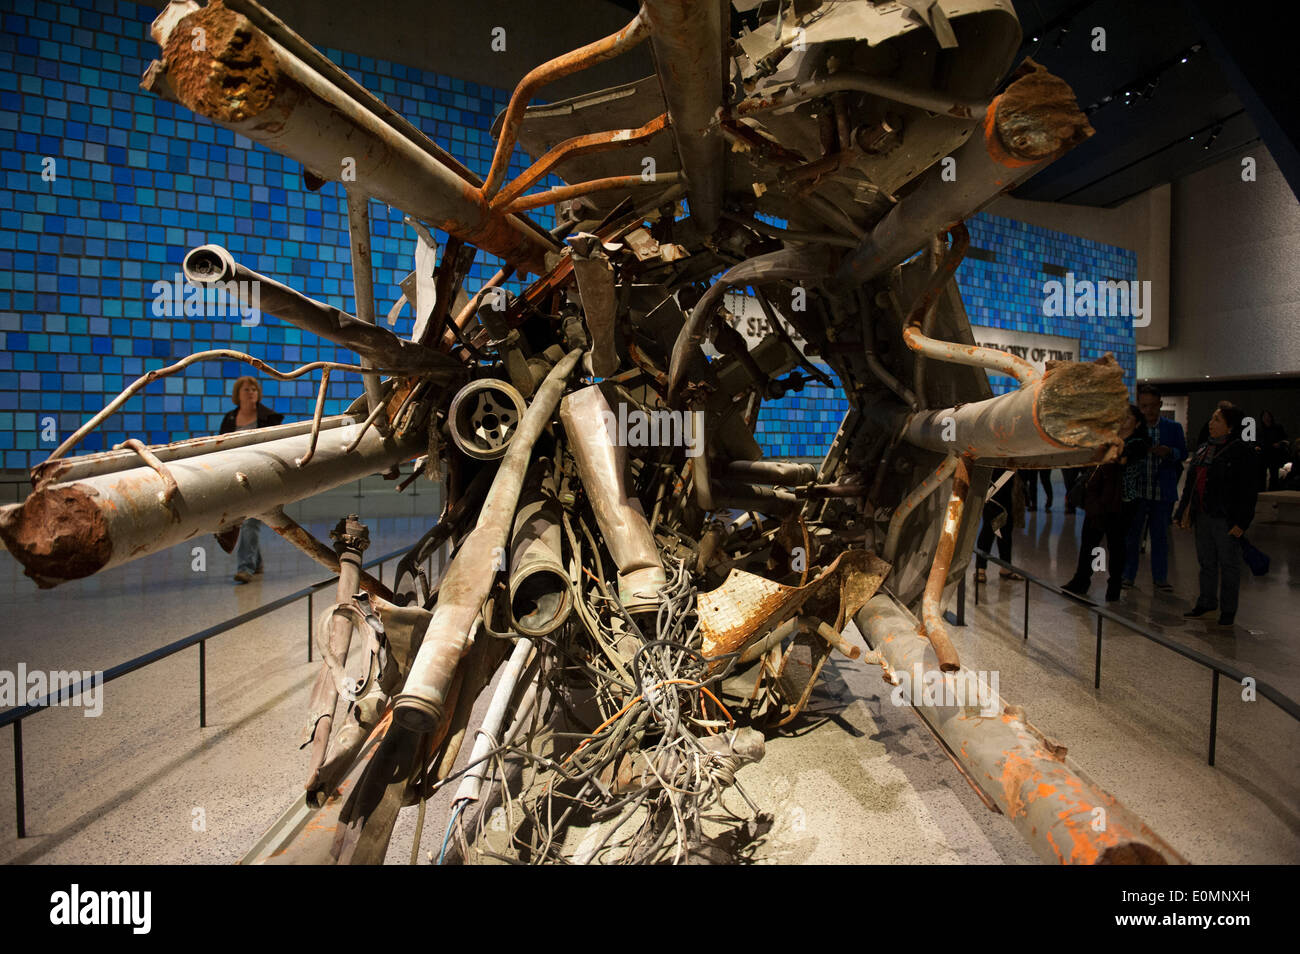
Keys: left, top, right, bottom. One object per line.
{"left": 36, "top": 412, "right": 347, "bottom": 488}
{"left": 509, "top": 461, "right": 574, "bottom": 637}
{"left": 883, "top": 454, "right": 957, "bottom": 564}
{"left": 902, "top": 224, "right": 1039, "bottom": 387}
{"left": 492, "top": 113, "right": 671, "bottom": 211}
{"left": 832, "top": 62, "right": 1093, "bottom": 290}
{"left": 221, "top": 0, "right": 482, "bottom": 189}
{"left": 503, "top": 173, "right": 682, "bottom": 214}
{"left": 303, "top": 515, "right": 370, "bottom": 790}
{"left": 182, "top": 245, "right": 463, "bottom": 378}
{"left": 145, "top": 1, "right": 555, "bottom": 271}
{"left": 918, "top": 456, "right": 968, "bottom": 672}
{"left": 295, "top": 369, "right": 332, "bottom": 468}
{"left": 559, "top": 386, "right": 668, "bottom": 612}
{"left": 0, "top": 418, "right": 423, "bottom": 587}
{"left": 392, "top": 348, "right": 584, "bottom": 732}
{"left": 640, "top": 0, "right": 726, "bottom": 232}
{"left": 481, "top": 10, "right": 652, "bottom": 200}
{"left": 259, "top": 507, "right": 394, "bottom": 602}
{"left": 345, "top": 189, "right": 388, "bottom": 426}
{"left": 113, "top": 439, "right": 179, "bottom": 506}
{"left": 902, "top": 355, "right": 1128, "bottom": 465}
{"left": 853, "top": 593, "right": 1186, "bottom": 864}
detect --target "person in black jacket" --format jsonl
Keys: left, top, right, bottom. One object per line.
{"left": 1062, "top": 405, "right": 1145, "bottom": 601}
{"left": 1177, "top": 403, "right": 1260, "bottom": 627}
{"left": 974, "top": 469, "right": 1025, "bottom": 582}
{"left": 220, "top": 376, "right": 284, "bottom": 583}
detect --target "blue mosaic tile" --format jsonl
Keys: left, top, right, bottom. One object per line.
{"left": 0, "top": 1, "right": 1138, "bottom": 469}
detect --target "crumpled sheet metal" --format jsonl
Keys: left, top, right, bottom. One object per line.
{"left": 699, "top": 549, "right": 891, "bottom": 662}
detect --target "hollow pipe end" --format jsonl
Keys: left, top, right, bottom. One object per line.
{"left": 391, "top": 693, "right": 443, "bottom": 732}
{"left": 183, "top": 244, "right": 237, "bottom": 285}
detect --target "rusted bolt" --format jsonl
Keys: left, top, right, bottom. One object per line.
{"left": 235, "top": 472, "right": 251, "bottom": 488}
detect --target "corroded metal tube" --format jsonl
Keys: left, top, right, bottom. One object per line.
{"left": 883, "top": 454, "right": 958, "bottom": 564}
{"left": 833, "top": 62, "right": 1093, "bottom": 290}
{"left": 481, "top": 10, "right": 652, "bottom": 200}
{"left": 509, "top": 463, "right": 574, "bottom": 637}
{"left": 182, "top": 245, "right": 462, "bottom": 379}
{"left": 918, "top": 456, "right": 969, "bottom": 672}
{"left": 144, "top": 1, "right": 554, "bottom": 271}
{"left": 392, "top": 349, "right": 584, "bottom": 732}
{"left": 853, "top": 593, "right": 1185, "bottom": 864}
{"left": 641, "top": 0, "right": 726, "bottom": 232}
{"left": 0, "top": 423, "right": 422, "bottom": 587}
{"left": 902, "top": 355, "right": 1128, "bottom": 466}
{"left": 559, "top": 386, "right": 666, "bottom": 613}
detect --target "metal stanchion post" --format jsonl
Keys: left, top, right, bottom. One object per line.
{"left": 199, "top": 641, "right": 207, "bottom": 728}
{"left": 1022, "top": 579, "right": 1029, "bottom": 641}
{"left": 13, "top": 722, "right": 25, "bottom": 837}
{"left": 1094, "top": 615, "right": 1103, "bottom": 689}
{"left": 1208, "top": 670, "right": 1220, "bottom": 766}
{"left": 944, "top": 576, "right": 966, "bottom": 626}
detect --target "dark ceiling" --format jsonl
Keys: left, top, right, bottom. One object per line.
{"left": 608, "top": 0, "right": 1267, "bottom": 208}
{"left": 996, "top": 0, "right": 1256, "bottom": 206}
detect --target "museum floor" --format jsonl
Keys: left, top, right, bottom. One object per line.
{"left": 0, "top": 485, "right": 1296, "bottom": 864}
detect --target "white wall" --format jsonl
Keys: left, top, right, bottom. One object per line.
{"left": 1138, "top": 144, "right": 1300, "bottom": 382}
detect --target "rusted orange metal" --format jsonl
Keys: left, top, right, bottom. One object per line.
{"left": 480, "top": 11, "right": 652, "bottom": 200}
{"left": 492, "top": 113, "right": 671, "bottom": 211}
{"left": 918, "top": 456, "right": 969, "bottom": 672}
{"left": 503, "top": 173, "right": 682, "bottom": 214}
{"left": 855, "top": 593, "right": 1186, "bottom": 864}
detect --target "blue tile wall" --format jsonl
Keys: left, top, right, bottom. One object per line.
{"left": 0, "top": 0, "right": 559, "bottom": 469}
{"left": 754, "top": 214, "right": 1138, "bottom": 460}
{"left": 0, "top": 0, "right": 1137, "bottom": 470}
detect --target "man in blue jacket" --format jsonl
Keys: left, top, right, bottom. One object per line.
{"left": 1123, "top": 384, "right": 1186, "bottom": 590}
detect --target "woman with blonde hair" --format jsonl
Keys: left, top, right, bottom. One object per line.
{"left": 220, "top": 376, "right": 284, "bottom": 583}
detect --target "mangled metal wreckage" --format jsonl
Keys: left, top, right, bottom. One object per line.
{"left": 0, "top": 0, "right": 1184, "bottom": 864}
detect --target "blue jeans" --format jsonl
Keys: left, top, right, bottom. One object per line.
{"left": 236, "top": 518, "right": 264, "bottom": 575}
{"left": 1124, "top": 499, "right": 1172, "bottom": 584}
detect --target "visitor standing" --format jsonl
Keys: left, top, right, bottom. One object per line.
{"left": 220, "top": 376, "right": 284, "bottom": 584}
{"left": 1122, "top": 384, "right": 1186, "bottom": 591}
{"left": 1178, "top": 404, "right": 1260, "bottom": 627}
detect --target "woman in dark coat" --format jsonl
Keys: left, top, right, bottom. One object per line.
{"left": 221, "top": 376, "right": 283, "bottom": 583}
{"left": 1062, "top": 405, "right": 1146, "bottom": 601}
{"left": 1177, "top": 404, "right": 1260, "bottom": 627}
